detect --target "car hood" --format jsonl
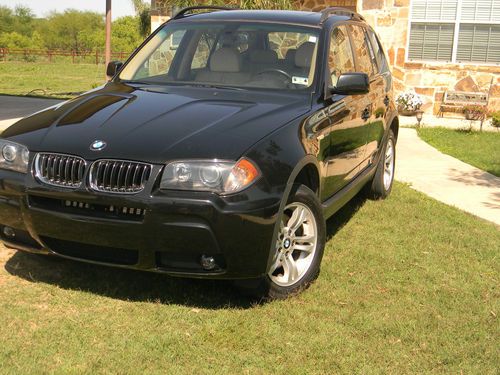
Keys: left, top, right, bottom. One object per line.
{"left": 3, "top": 82, "right": 311, "bottom": 163}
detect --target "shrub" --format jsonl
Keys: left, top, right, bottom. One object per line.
{"left": 490, "top": 111, "right": 500, "bottom": 128}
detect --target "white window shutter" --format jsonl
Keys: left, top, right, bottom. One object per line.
{"left": 461, "top": 0, "right": 500, "bottom": 22}
{"left": 408, "top": 23, "right": 454, "bottom": 61}
{"left": 411, "top": 0, "right": 458, "bottom": 21}
{"left": 457, "top": 24, "right": 500, "bottom": 63}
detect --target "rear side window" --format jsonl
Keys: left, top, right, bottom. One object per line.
{"left": 348, "top": 25, "right": 375, "bottom": 77}
{"left": 329, "top": 25, "right": 355, "bottom": 86}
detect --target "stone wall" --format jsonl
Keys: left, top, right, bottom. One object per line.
{"left": 357, "top": 0, "right": 500, "bottom": 114}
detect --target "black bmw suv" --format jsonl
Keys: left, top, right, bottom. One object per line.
{"left": 0, "top": 7, "right": 398, "bottom": 299}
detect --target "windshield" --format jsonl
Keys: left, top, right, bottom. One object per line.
{"left": 119, "top": 22, "right": 320, "bottom": 90}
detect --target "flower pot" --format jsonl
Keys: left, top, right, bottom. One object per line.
{"left": 398, "top": 108, "right": 417, "bottom": 116}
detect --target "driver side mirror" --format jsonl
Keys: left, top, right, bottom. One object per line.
{"left": 106, "top": 61, "right": 123, "bottom": 79}
{"left": 329, "top": 73, "right": 370, "bottom": 95}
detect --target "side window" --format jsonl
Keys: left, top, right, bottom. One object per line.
{"left": 329, "top": 25, "right": 355, "bottom": 86}
{"left": 191, "top": 31, "right": 217, "bottom": 70}
{"left": 348, "top": 25, "right": 375, "bottom": 77}
{"left": 147, "top": 30, "right": 186, "bottom": 76}
{"left": 366, "top": 28, "right": 389, "bottom": 73}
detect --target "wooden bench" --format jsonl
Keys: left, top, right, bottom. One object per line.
{"left": 438, "top": 91, "right": 489, "bottom": 117}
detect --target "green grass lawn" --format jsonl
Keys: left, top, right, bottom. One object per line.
{"left": 0, "top": 61, "right": 106, "bottom": 99}
{"left": 417, "top": 127, "right": 500, "bottom": 177}
{"left": 0, "top": 182, "right": 498, "bottom": 373}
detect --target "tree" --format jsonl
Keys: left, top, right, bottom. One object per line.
{"left": 130, "top": 0, "right": 151, "bottom": 37}
{"left": 112, "top": 16, "right": 143, "bottom": 52}
{"left": 41, "top": 10, "right": 105, "bottom": 52}
{"left": 158, "top": 0, "right": 294, "bottom": 10}
{"left": 0, "top": 6, "right": 14, "bottom": 34}
{"left": 0, "top": 31, "right": 43, "bottom": 49}
{"left": 13, "top": 5, "right": 35, "bottom": 36}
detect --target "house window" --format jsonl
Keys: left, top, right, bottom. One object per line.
{"left": 408, "top": 0, "right": 500, "bottom": 64}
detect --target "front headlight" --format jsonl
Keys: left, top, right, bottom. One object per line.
{"left": 0, "top": 140, "right": 29, "bottom": 173}
{"left": 160, "top": 158, "right": 260, "bottom": 194}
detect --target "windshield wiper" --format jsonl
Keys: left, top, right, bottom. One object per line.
{"left": 187, "top": 83, "right": 247, "bottom": 91}
{"left": 121, "top": 80, "right": 154, "bottom": 85}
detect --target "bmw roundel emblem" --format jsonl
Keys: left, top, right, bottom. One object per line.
{"left": 90, "top": 140, "right": 107, "bottom": 151}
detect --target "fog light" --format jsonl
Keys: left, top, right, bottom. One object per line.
{"left": 2, "top": 226, "right": 15, "bottom": 238}
{"left": 200, "top": 255, "right": 217, "bottom": 271}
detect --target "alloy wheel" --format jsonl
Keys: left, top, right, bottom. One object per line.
{"left": 383, "top": 138, "right": 395, "bottom": 191}
{"left": 268, "top": 202, "right": 318, "bottom": 287}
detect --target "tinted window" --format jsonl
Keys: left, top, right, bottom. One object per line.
{"left": 269, "top": 32, "right": 317, "bottom": 59}
{"left": 191, "top": 30, "right": 218, "bottom": 69}
{"left": 120, "top": 23, "right": 320, "bottom": 90}
{"left": 348, "top": 25, "right": 375, "bottom": 77}
{"left": 329, "top": 26, "right": 356, "bottom": 86}
{"left": 366, "top": 28, "right": 389, "bottom": 73}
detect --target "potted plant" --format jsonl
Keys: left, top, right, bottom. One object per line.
{"left": 395, "top": 91, "right": 423, "bottom": 116}
{"left": 463, "top": 105, "right": 487, "bottom": 121}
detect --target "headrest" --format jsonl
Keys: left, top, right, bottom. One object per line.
{"left": 295, "top": 42, "right": 316, "bottom": 68}
{"left": 285, "top": 49, "right": 297, "bottom": 63}
{"left": 250, "top": 49, "right": 278, "bottom": 64}
{"left": 220, "top": 33, "right": 236, "bottom": 47}
{"left": 210, "top": 48, "right": 241, "bottom": 73}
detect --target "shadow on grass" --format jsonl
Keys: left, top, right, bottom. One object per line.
{"left": 4, "top": 192, "right": 368, "bottom": 309}
{"left": 326, "top": 190, "right": 368, "bottom": 240}
{"left": 4, "top": 251, "right": 257, "bottom": 309}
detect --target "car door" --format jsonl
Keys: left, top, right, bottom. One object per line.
{"left": 347, "top": 24, "right": 387, "bottom": 171}
{"left": 365, "top": 26, "right": 392, "bottom": 164}
{"left": 321, "top": 24, "right": 368, "bottom": 199}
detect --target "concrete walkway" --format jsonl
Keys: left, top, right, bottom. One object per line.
{"left": 396, "top": 128, "right": 500, "bottom": 226}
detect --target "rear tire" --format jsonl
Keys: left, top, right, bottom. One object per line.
{"left": 236, "top": 185, "right": 326, "bottom": 300}
{"left": 370, "top": 130, "right": 396, "bottom": 200}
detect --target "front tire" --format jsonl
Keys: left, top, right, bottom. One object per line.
{"left": 236, "top": 185, "right": 326, "bottom": 300}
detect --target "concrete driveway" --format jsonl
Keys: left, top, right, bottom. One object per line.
{"left": 0, "top": 95, "right": 63, "bottom": 133}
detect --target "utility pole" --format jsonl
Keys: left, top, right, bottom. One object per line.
{"left": 105, "top": 0, "right": 112, "bottom": 79}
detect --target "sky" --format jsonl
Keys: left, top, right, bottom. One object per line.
{"left": 0, "top": 0, "right": 136, "bottom": 20}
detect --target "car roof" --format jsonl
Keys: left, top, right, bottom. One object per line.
{"left": 173, "top": 10, "right": 352, "bottom": 27}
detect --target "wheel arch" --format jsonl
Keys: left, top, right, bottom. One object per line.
{"left": 264, "top": 154, "right": 322, "bottom": 273}
{"left": 389, "top": 115, "right": 399, "bottom": 142}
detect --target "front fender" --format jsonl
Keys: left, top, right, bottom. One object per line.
{"left": 244, "top": 117, "right": 322, "bottom": 276}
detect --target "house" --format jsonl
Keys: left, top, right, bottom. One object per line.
{"left": 151, "top": 0, "right": 500, "bottom": 114}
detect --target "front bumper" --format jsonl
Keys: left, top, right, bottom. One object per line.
{"left": 0, "top": 168, "right": 281, "bottom": 279}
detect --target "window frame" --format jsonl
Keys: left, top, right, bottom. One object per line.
{"left": 406, "top": 0, "right": 500, "bottom": 66}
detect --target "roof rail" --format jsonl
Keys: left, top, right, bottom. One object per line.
{"left": 173, "top": 6, "right": 238, "bottom": 20}
{"left": 319, "top": 7, "right": 365, "bottom": 24}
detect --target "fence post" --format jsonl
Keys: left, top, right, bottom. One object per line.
{"left": 72, "top": 50, "right": 75, "bottom": 64}
{"left": 95, "top": 50, "right": 99, "bottom": 65}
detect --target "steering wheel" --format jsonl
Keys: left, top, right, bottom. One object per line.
{"left": 256, "top": 69, "right": 293, "bottom": 81}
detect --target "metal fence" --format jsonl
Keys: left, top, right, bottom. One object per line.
{"left": 0, "top": 48, "right": 132, "bottom": 64}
